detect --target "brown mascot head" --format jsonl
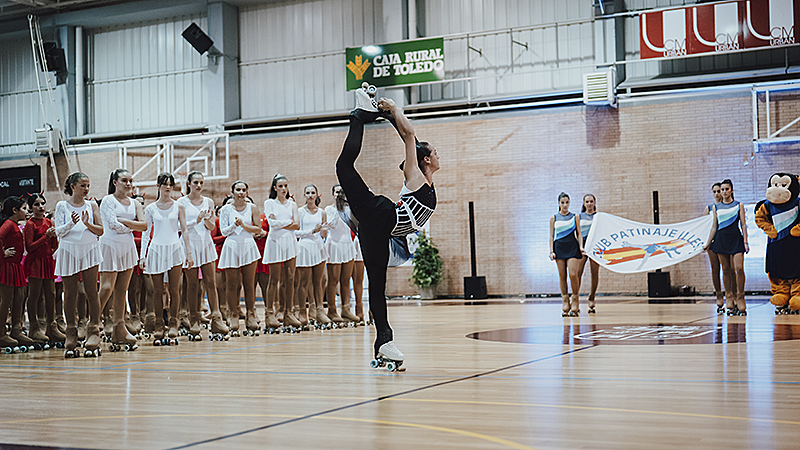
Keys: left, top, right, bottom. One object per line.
{"left": 766, "top": 173, "right": 800, "bottom": 205}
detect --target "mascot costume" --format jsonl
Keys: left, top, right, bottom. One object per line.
{"left": 754, "top": 173, "right": 800, "bottom": 314}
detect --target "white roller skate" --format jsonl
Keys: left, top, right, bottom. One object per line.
{"left": 370, "top": 341, "right": 405, "bottom": 372}
{"left": 351, "top": 82, "right": 381, "bottom": 123}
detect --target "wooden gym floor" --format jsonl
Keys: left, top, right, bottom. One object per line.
{"left": 1, "top": 295, "right": 799, "bottom": 450}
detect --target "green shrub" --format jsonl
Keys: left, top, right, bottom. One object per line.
{"left": 410, "top": 231, "right": 443, "bottom": 288}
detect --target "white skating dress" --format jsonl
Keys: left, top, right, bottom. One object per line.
{"left": 262, "top": 198, "right": 299, "bottom": 264}
{"left": 53, "top": 200, "right": 102, "bottom": 277}
{"left": 324, "top": 205, "right": 356, "bottom": 264}
{"left": 218, "top": 203, "right": 260, "bottom": 269}
{"left": 295, "top": 207, "right": 327, "bottom": 267}
{"left": 98, "top": 194, "right": 139, "bottom": 272}
{"left": 178, "top": 196, "right": 217, "bottom": 268}
{"left": 140, "top": 202, "right": 185, "bottom": 275}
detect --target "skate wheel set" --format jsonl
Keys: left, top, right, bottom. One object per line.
{"left": 64, "top": 348, "right": 80, "bottom": 358}
{"left": 265, "top": 326, "right": 282, "bottom": 334}
{"left": 209, "top": 333, "right": 229, "bottom": 341}
{"left": 587, "top": 308, "right": 596, "bottom": 315}
{"left": 3, "top": 346, "right": 21, "bottom": 354}
{"left": 727, "top": 307, "right": 747, "bottom": 316}
{"left": 370, "top": 357, "right": 404, "bottom": 372}
{"left": 242, "top": 329, "right": 260, "bottom": 337}
{"left": 187, "top": 333, "right": 203, "bottom": 341}
{"left": 717, "top": 305, "right": 726, "bottom": 313}
{"left": 229, "top": 330, "right": 241, "bottom": 338}
{"left": 83, "top": 348, "right": 102, "bottom": 357}
{"left": 153, "top": 338, "right": 179, "bottom": 346}
{"left": 108, "top": 343, "right": 138, "bottom": 352}
{"left": 775, "top": 307, "right": 799, "bottom": 315}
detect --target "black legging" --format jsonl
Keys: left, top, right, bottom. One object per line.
{"left": 336, "top": 117, "right": 398, "bottom": 356}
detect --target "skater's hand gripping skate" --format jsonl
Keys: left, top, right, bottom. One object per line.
{"left": 378, "top": 98, "right": 396, "bottom": 112}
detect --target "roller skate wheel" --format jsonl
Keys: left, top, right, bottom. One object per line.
{"left": 4, "top": 346, "right": 14, "bottom": 354}
{"left": 386, "top": 361, "right": 396, "bottom": 371}
{"left": 19, "top": 345, "right": 28, "bottom": 353}
{"left": 588, "top": 309, "right": 596, "bottom": 315}
{"left": 172, "top": 339, "right": 179, "bottom": 346}
{"left": 370, "top": 359, "right": 380, "bottom": 368}
{"left": 366, "top": 84, "right": 377, "bottom": 95}
{"left": 739, "top": 311, "right": 747, "bottom": 316}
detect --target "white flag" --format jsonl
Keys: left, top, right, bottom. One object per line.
{"left": 585, "top": 212, "right": 715, "bottom": 274}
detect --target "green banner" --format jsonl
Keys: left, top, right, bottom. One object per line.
{"left": 346, "top": 37, "right": 445, "bottom": 91}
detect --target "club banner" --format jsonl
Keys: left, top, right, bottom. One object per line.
{"left": 640, "top": 0, "right": 800, "bottom": 59}
{"left": 346, "top": 37, "right": 445, "bottom": 91}
{"left": 585, "top": 212, "right": 715, "bottom": 274}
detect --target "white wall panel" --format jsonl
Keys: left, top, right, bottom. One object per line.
{"left": 0, "top": 37, "right": 53, "bottom": 155}
{"left": 239, "top": 0, "right": 382, "bottom": 120}
{"left": 88, "top": 15, "right": 208, "bottom": 134}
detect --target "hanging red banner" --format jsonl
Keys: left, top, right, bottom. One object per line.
{"left": 640, "top": 0, "right": 800, "bottom": 59}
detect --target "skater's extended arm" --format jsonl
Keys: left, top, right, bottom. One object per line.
{"left": 549, "top": 216, "right": 556, "bottom": 261}
{"left": 738, "top": 203, "right": 749, "bottom": 253}
{"left": 703, "top": 207, "right": 718, "bottom": 251}
{"left": 379, "top": 98, "right": 427, "bottom": 191}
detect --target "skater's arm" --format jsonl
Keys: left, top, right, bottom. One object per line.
{"left": 139, "top": 206, "right": 153, "bottom": 263}
{"left": 379, "top": 98, "right": 427, "bottom": 191}
{"left": 739, "top": 203, "right": 749, "bottom": 253}
{"left": 121, "top": 199, "right": 148, "bottom": 232}
{"left": 287, "top": 202, "right": 301, "bottom": 231}
{"left": 202, "top": 198, "right": 216, "bottom": 232}
{"left": 263, "top": 200, "right": 293, "bottom": 229}
{"left": 549, "top": 216, "right": 556, "bottom": 260}
{"left": 237, "top": 203, "right": 262, "bottom": 235}
{"left": 703, "top": 207, "right": 718, "bottom": 251}
{"left": 178, "top": 203, "right": 194, "bottom": 268}
{"left": 575, "top": 215, "right": 584, "bottom": 254}
{"left": 24, "top": 221, "right": 49, "bottom": 253}
{"left": 320, "top": 210, "right": 328, "bottom": 240}
{"left": 100, "top": 198, "right": 132, "bottom": 234}
{"left": 86, "top": 202, "right": 104, "bottom": 236}
{"left": 53, "top": 201, "right": 78, "bottom": 238}
{"left": 219, "top": 206, "right": 239, "bottom": 236}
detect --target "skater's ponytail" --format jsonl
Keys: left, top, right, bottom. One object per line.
{"left": 64, "top": 172, "right": 89, "bottom": 196}
{"left": 108, "top": 169, "right": 131, "bottom": 195}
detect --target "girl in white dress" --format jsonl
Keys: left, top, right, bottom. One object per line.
{"left": 218, "top": 181, "right": 262, "bottom": 336}
{"left": 53, "top": 172, "right": 104, "bottom": 357}
{"left": 98, "top": 169, "right": 146, "bottom": 350}
{"left": 178, "top": 171, "right": 229, "bottom": 337}
{"left": 324, "top": 184, "right": 360, "bottom": 325}
{"left": 294, "top": 184, "right": 330, "bottom": 328}
{"left": 139, "top": 173, "right": 192, "bottom": 342}
{"left": 262, "top": 175, "right": 301, "bottom": 331}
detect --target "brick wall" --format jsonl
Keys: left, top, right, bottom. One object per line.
{"left": 13, "top": 87, "right": 800, "bottom": 296}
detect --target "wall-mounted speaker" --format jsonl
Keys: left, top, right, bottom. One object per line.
{"left": 182, "top": 23, "right": 213, "bottom": 55}
{"left": 40, "top": 42, "right": 66, "bottom": 73}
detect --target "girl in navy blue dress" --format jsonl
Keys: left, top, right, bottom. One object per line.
{"left": 549, "top": 193, "right": 583, "bottom": 316}
{"left": 704, "top": 182, "right": 726, "bottom": 312}
{"left": 710, "top": 179, "right": 749, "bottom": 315}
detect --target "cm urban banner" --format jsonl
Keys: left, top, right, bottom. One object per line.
{"left": 346, "top": 37, "right": 445, "bottom": 91}
{"left": 585, "top": 212, "right": 715, "bottom": 273}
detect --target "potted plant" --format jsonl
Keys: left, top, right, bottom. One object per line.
{"left": 410, "top": 231, "right": 443, "bottom": 299}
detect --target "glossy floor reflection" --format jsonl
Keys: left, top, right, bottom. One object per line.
{"left": 1, "top": 296, "right": 799, "bottom": 450}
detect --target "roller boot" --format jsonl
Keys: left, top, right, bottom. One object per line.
{"left": 282, "top": 311, "right": 302, "bottom": 334}
{"left": 315, "top": 308, "right": 333, "bottom": 330}
{"left": 77, "top": 317, "right": 87, "bottom": 342}
{"left": 187, "top": 319, "right": 203, "bottom": 342}
{"left": 126, "top": 312, "right": 142, "bottom": 337}
{"left": 178, "top": 310, "right": 191, "bottom": 337}
{"left": 244, "top": 312, "right": 260, "bottom": 337}
{"left": 569, "top": 294, "right": 580, "bottom": 317}
{"left": 143, "top": 312, "right": 156, "bottom": 335}
{"left": 296, "top": 306, "right": 310, "bottom": 331}
{"left": 341, "top": 308, "right": 361, "bottom": 327}
{"left": 561, "top": 295, "right": 570, "bottom": 317}
{"left": 209, "top": 312, "right": 229, "bottom": 341}
{"left": 28, "top": 321, "right": 51, "bottom": 350}
{"left": 736, "top": 293, "right": 747, "bottom": 316}
{"left": 10, "top": 327, "right": 35, "bottom": 353}
{"left": 46, "top": 321, "right": 66, "bottom": 349}
{"left": 108, "top": 321, "right": 138, "bottom": 352}
{"left": 55, "top": 315, "right": 67, "bottom": 335}
{"left": 83, "top": 323, "right": 102, "bottom": 357}
{"left": 166, "top": 317, "right": 180, "bottom": 345}
{"left": 351, "top": 82, "right": 381, "bottom": 123}
{"left": 152, "top": 320, "right": 167, "bottom": 346}
{"left": 0, "top": 334, "right": 20, "bottom": 354}
{"left": 264, "top": 309, "right": 282, "bottom": 334}
{"left": 102, "top": 313, "right": 114, "bottom": 342}
{"left": 587, "top": 295, "right": 596, "bottom": 315}
{"left": 63, "top": 327, "right": 80, "bottom": 358}
{"left": 229, "top": 315, "right": 241, "bottom": 338}
{"left": 370, "top": 340, "right": 405, "bottom": 372}
{"left": 327, "top": 308, "right": 344, "bottom": 329}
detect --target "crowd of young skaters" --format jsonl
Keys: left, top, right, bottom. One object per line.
{"left": 0, "top": 169, "right": 371, "bottom": 358}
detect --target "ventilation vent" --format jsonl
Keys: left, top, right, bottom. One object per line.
{"left": 583, "top": 68, "right": 616, "bottom": 107}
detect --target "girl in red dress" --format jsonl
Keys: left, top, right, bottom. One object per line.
{"left": 0, "top": 197, "right": 33, "bottom": 352}
{"left": 24, "top": 193, "right": 64, "bottom": 347}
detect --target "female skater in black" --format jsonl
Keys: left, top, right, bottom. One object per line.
{"left": 336, "top": 83, "right": 440, "bottom": 367}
